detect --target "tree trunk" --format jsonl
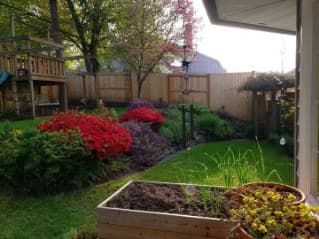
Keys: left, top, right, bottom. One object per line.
{"left": 136, "top": 73, "right": 144, "bottom": 99}
{"left": 65, "top": 0, "right": 100, "bottom": 74}
{"left": 49, "top": 0, "right": 63, "bottom": 59}
{"left": 137, "top": 81, "right": 143, "bottom": 99}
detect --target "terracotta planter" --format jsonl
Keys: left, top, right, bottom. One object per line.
{"left": 230, "top": 226, "right": 254, "bottom": 239}
{"left": 97, "top": 180, "right": 237, "bottom": 239}
{"left": 226, "top": 182, "right": 305, "bottom": 206}
{"left": 225, "top": 182, "right": 314, "bottom": 239}
{"left": 238, "top": 182, "right": 306, "bottom": 205}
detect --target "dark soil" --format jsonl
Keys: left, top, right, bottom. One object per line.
{"left": 106, "top": 181, "right": 230, "bottom": 218}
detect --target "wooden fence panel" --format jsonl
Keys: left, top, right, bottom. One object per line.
{"left": 210, "top": 73, "right": 252, "bottom": 121}
{"left": 63, "top": 72, "right": 253, "bottom": 121}
{"left": 85, "top": 74, "right": 96, "bottom": 100}
{"left": 168, "top": 74, "right": 210, "bottom": 107}
{"left": 65, "top": 73, "right": 85, "bottom": 100}
{"left": 137, "top": 73, "right": 168, "bottom": 103}
{"left": 130, "top": 73, "right": 166, "bottom": 102}
{"left": 98, "top": 73, "right": 131, "bottom": 102}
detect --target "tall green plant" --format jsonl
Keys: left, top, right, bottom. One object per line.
{"left": 256, "top": 140, "right": 283, "bottom": 182}
{"left": 206, "top": 142, "right": 282, "bottom": 187}
{"left": 175, "top": 148, "right": 224, "bottom": 216}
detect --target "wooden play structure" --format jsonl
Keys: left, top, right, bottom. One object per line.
{"left": 0, "top": 17, "right": 67, "bottom": 118}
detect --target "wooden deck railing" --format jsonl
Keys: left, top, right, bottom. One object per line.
{"left": 0, "top": 54, "right": 64, "bottom": 79}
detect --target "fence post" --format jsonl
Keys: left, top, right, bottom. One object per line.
{"left": 208, "top": 74, "right": 213, "bottom": 110}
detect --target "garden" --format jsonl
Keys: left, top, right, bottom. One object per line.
{"left": 1, "top": 99, "right": 317, "bottom": 239}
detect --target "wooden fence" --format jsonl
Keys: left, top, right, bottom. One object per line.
{"left": 51, "top": 72, "right": 253, "bottom": 121}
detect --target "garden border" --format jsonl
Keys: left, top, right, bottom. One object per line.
{"left": 96, "top": 180, "right": 237, "bottom": 239}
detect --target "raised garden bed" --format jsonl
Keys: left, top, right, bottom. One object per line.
{"left": 96, "top": 180, "right": 237, "bottom": 239}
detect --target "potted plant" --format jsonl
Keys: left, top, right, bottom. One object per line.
{"left": 225, "top": 183, "right": 319, "bottom": 239}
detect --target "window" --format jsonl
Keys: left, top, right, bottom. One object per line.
{"left": 298, "top": 0, "right": 319, "bottom": 203}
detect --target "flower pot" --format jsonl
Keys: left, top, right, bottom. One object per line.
{"left": 225, "top": 182, "right": 319, "bottom": 239}
{"left": 242, "top": 182, "right": 305, "bottom": 204}
{"left": 97, "top": 180, "right": 237, "bottom": 239}
{"left": 225, "top": 182, "right": 305, "bottom": 208}
{"left": 229, "top": 226, "right": 254, "bottom": 239}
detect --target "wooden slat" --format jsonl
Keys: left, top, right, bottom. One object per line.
{"left": 31, "top": 74, "right": 65, "bottom": 82}
{"left": 30, "top": 54, "right": 64, "bottom": 62}
{"left": 97, "top": 208, "right": 236, "bottom": 238}
{"left": 28, "top": 36, "right": 63, "bottom": 48}
{"left": 0, "top": 48, "right": 56, "bottom": 56}
{"left": 97, "top": 181, "right": 236, "bottom": 239}
{"left": 97, "top": 223, "right": 231, "bottom": 239}
{"left": 100, "top": 87, "right": 131, "bottom": 90}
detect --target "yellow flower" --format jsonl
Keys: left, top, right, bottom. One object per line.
{"left": 249, "top": 210, "right": 257, "bottom": 216}
{"left": 245, "top": 214, "right": 252, "bottom": 222}
{"left": 266, "top": 191, "right": 275, "bottom": 197}
{"left": 266, "top": 218, "right": 277, "bottom": 227}
{"left": 265, "top": 211, "right": 271, "bottom": 217}
{"left": 271, "top": 193, "right": 281, "bottom": 202}
{"left": 274, "top": 211, "right": 283, "bottom": 217}
{"left": 258, "top": 224, "right": 268, "bottom": 234}
{"left": 243, "top": 197, "right": 250, "bottom": 203}
{"left": 248, "top": 197, "right": 255, "bottom": 204}
{"left": 254, "top": 191, "right": 262, "bottom": 198}
{"left": 251, "top": 222, "right": 258, "bottom": 230}
{"left": 283, "top": 206, "right": 289, "bottom": 212}
{"left": 287, "top": 193, "right": 296, "bottom": 202}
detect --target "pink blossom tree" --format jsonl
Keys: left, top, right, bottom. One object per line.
{"left": 112, "top": 0, "right": 198, "bottom": 98}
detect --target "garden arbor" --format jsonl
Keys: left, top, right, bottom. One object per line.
{"left": 240, "top": 73, "right": 295, "bottom": 139}
{"left": 0, "top": 20, "right": 67, "bottom": 118}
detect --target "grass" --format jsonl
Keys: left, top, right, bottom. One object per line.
{"left": 0, "top": 140, "right": 294, "bottom": 239}
{"left": 0, "top": 107, "right": 126, "bottom": 132}
{"left": 0, "top": 118, "right": 47, "bottom": 131}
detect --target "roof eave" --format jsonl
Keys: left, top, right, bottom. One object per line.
{"left": 202, "top": 0, "right": 296, "bottom": 35}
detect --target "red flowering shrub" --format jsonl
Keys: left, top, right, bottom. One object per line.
{"left": 119, "top": 107, "right": 164, "bottom": 125}
{"left": 37, "top": 111, "right": 131, "bottom": 159}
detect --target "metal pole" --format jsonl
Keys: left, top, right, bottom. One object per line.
{"left": 182, "top": 105, "right": 187, "bottom": 148}
{"left": 190, "top": 104, "right": 194, "bottom": 139}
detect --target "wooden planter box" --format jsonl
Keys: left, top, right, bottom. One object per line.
{"left": 97, "top": 180, "right": 237, "bottom": 239}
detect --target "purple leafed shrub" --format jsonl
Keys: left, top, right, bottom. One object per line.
{"left": 120, "top": 121, "right": 169, "bottom": 169}
{"left": 127, "top": 99, "right": 155, "bottom": 111}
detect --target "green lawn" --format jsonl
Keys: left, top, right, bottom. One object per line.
{"left": 0, "top": 140, "right": 294, "bottom": 239}
{"left": 0, "top": 118, "right": 47, "bottom": 131}
{"left": 0, "top": 107, "right": 126, "bottom": 132}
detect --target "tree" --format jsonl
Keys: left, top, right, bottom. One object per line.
{"left": 63, "top": 0, "right": 117, "bottom": 73}
{"left": 111, "top": 0, "right": 197, "bottom": 98}
{"left": 49, "top": 0, "right": 63, "bottom": 59}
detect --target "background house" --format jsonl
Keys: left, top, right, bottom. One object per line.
{"left": 188, "top": 52, "right": 226, "bottom": 74}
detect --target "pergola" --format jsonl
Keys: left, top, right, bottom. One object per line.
{"left": 240, "top": 73, "right": 295, "bottom": 138}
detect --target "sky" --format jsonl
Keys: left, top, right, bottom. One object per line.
{"left": 192, "top": 1, "right": 296, "bottom": 73}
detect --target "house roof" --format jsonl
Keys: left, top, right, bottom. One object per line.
{"left": 188, "top": 52, "right": 226, "bottom": 74}
{"left": 202, "top": 0, "right": 296, "bottom": 35}
{"left": 240, "top": 73, "right": 295, "bottom": 92}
